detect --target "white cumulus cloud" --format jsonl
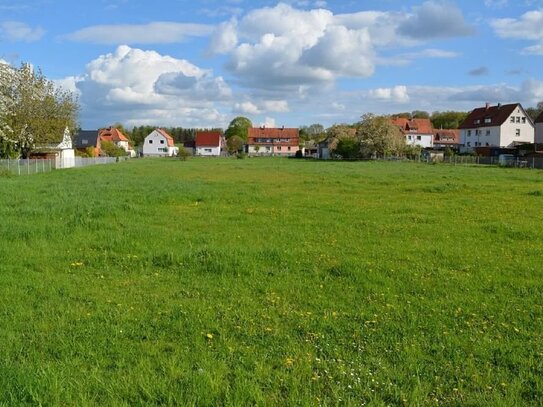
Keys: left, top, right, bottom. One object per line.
{"left": 491, "top": 10, "right": 543, "bottom": 54}
{"left": 72, "top": 45, "right": 230, "bottom": 128}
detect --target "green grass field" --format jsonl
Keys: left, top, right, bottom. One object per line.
{"left": 1, "top": 158, "right": 542, "bottom": 406}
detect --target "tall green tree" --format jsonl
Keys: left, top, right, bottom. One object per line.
{"left": 299, "top": 123, "right": 326, "bottom": 142}
{"left": 226, "top": 135, "right": 244, "bottom": 154}
{"left": 225, "top": 117, "right": 252, "bottom": 141}
{"left": 526, "top": 102, "right": 543, "bottom": 121}
{"left": 0, "top": 63, "right": 79, "bottom": 158}
{"left": 356, "top": 114, "right": 404, "bottom": 158}
{"left": 431, "top": 111, "right": 469, "bottom": 129}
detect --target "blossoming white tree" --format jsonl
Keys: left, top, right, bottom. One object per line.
{"left": 0, "top": 62, "right": 79, "bottom": 158}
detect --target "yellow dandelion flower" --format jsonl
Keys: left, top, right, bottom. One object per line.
{"left": 206, "top": 333, "right": 213, "bottom": 340}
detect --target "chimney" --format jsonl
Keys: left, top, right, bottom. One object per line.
{"left": 281, "top": 125, "right": 284, "bottom": 130}
{"left": 485, "top": 102, "right": 490, "bottom": 110}
{"left": 497, "top": 103, "right": 501, "bottom": 109}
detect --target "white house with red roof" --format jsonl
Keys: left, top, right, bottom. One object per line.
{"left": 99, "top": 127, "right": 136, "bottom": 157}
{"left": 195, "top": 131, "right": 223, "bottom": 156}
{"left": 142, "top": 128, "right": 179, "bottom": 157}
{"left": 247, "top": 126, "right": 300, "bottom": 156}
{"left": 459, "top": 103, "right": 534, "bottom": 153}
{"left": 535, "top": 111, "right": 543, "bottom": 144}
{"left": 390, "top": 118, "right": 434, "bottom": 148}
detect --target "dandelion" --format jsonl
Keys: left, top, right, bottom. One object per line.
{"left": 206, "top": 333, "right": 213, "bottom": 340}
{"left": 284, "top": 357, "right": 294, "bottom": 367}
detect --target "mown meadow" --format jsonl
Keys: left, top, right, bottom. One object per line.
{"left": 0, "top": 158, "right": 542, "bottom": 406}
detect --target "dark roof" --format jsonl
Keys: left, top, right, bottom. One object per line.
{"left": 195, "top": 131, "right": 222, "bottom": 147}
{"left": 74, "top": 130, "right": 99, "bottom": 148}
{"left": 535, "top": 110, "right": 543, "bottom": 124}
{"left": 459, "top": 103, "right": 520, "bottom": 129}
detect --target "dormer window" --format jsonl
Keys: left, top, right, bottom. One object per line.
{"left": 484, "top": 118, "right": 491, "bottom": 124}
{"left": 474, "top": 119, "right": 480, "bottom": 124}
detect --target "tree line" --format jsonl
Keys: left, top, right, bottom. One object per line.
{"left": 0, "top": 63, "right": 79, "bottom": 158}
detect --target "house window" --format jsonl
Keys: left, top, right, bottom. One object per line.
{"left": 474, "top": 119, "right": 480, "bottom": 124}
{"left": 204, "top": 148, "right": 212, "bottom": 153}
{"left": 417, "top": 136, "right": 421, "bottom": 140}
{"left": 467, "top": 130, "right": 471, "bottom": 137}
{"left": 160, "top": 140, "right": 164, "bottom": 144}
{"left": 467, "top": 142, "right": 471, "bottom": 147}
{"left": 277, "top": 146, "right": 282, "bottom": 151}
{"left": 515, "top": 129, "right": 520, "bottom": 137}
{"left": 149, "top": 140, "right": 153, "bottom": 144}
{"left": 486, "top": 130, "right": 490, "bottom": 136}
{"left": 288, "top": 147, "right": 291, "bottom": 151}
{"left": 510, "top": 117, "right": 515, "bottom": 123}
{"left": 522, "top": 117, "right": 526, "bottom": 124}
{"left": 484, "top": 118, "right": 491, "bottom": 124}
{"left": 516, "top": 117, "right": 520, "bottom": 123}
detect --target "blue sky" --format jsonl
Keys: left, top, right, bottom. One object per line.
{"left": 1, "top": 0, "right": 542, "bottom": 129}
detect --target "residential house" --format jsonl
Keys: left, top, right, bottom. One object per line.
{"left": 247, "top": 126, "right": 300, "bottom": 156}
{"left": 433, "top": 129, "right": 461, "bottom": 151}
{"left": 99, "top": 127, "right": 136, "bottom": 157}
{"left": 75, "top": 127, "right": 134, "bottom": 157}
{"left": 195, "top": 131, "right": 223, "bottom": 156}
{"left": 536, "top": 110, "right": 543, "bottom": 144}
{"left": 74, "top": 130, "right": 100, "bottom": 156}
{"left": 391, "top": 118, "right": 434, "bottom": 148}
{"left": 459, "top": 103, "right": 534, "bottom": 153}
{"left": 142, "top": 128, "right": 179, "bottom": 157}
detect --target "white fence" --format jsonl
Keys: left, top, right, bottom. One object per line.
{"left": 0, "top": 156, "right": 129, "bottom": 176}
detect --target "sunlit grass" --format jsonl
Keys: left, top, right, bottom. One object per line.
{"left": 1, "top": 158, "right": 542, "bottom": 405}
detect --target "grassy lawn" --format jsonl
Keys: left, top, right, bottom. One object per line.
{"left": 1, "top": 157, "right": 542, "bottom": 405}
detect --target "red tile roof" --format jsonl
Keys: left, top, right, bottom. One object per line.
{"left": 156, "top": 128, "right": 175, "bottom": 147}
{"left": 459, "top": 103, "right": 521, "bottom": 129}
{"left": 247, "top": 127, "right": 299, "bottom": 146}
{"left": 99, "top": 127, "right": 129, "bottom": 142}
{"left": 195, "top": 131, "right": 222, "bottom": 147}
{"left": 391, "top": 118, "right": 433, "bottom": 134}
{"left": 434, "top": 129, "right": 460, "bottom": 144}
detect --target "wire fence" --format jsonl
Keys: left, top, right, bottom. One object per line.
{"left": 0, "top": 156, "right": 130, "bottom": 176}
{"left": 429, "top": 155, "right": 543, "bottom": 169}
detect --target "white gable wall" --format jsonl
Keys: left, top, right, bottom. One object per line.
{"left": 405, "top": 133, "right": 433, "bottom": 148}
{"left": 500, "top": 107, "right": 534, "bottom": 147}
{"left": 143, "top": 130, "right": 177, "bottom": 157}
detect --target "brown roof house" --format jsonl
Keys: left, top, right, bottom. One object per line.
{"left": 459, "top": 103, "right": 534, "bottom": 153}
{"left": 433, "top": 129, "right": 461, "bottom": 150}
{"left": 195, "top": 131, "right": 223, "bottom": 156}
{"left": 390, "top": 118, "right": 434, "bottom": 148}
{"left": 247, "top": 126, "right": 300, "bottom": 156}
